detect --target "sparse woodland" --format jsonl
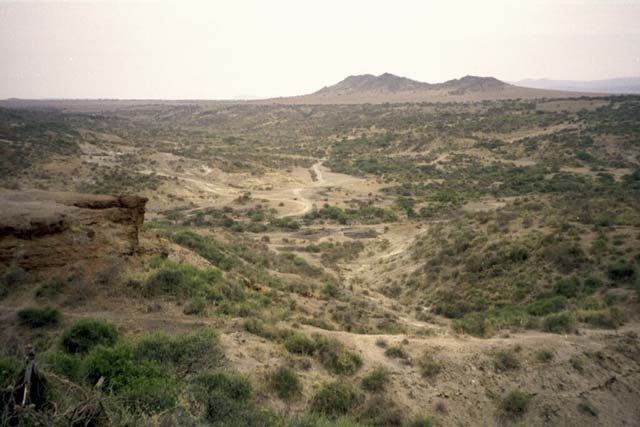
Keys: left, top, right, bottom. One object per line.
{"left": 1, "top": 96, "right": 639, "bottom": 426}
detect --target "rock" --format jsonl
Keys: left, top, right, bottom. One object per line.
{"left": 0, "top": 190, "right": 147, "bottom": 270}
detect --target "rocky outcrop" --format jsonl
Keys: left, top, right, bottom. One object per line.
{"left": 0, "top": 190, "right": 147, "bottom": 270}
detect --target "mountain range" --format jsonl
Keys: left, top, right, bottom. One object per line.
{"left": 265, "top": 73, "right": 588, "bottom": 104}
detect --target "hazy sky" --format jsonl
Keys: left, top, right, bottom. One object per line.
{"left": 1, "top": 0, "right": 639, "bottom": 99}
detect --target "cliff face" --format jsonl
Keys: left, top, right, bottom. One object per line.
{"left": 0, "top": 190, "right": 147, "bottom": 270}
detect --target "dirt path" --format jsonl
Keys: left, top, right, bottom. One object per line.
{"left": 150, "top": 159, "right": 370, "bottom": 218}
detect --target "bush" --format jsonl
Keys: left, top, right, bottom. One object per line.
{"left": 322, "top": 282, "right": 341, "bottom": 299}
{"left": 17, "top": 305, "right": 61, "bottom": 327}
{"left": 0, "top": 266, "right": 27, "bottom": 298}
{"left": 419, "top": 352, "right": 441, "bottom": 379}
{"left": 43, "top": 351, "right": 82, "bottom": 381}
{"left": 134, "top": 329, "right": 223, "bottom": 371}
{"left": 579, "top": 307, "right": 625, "bottom": 329}
{"left": 0, "top": 355, "right": 20, "bottom": 388}
{"left": 284, "top": 333, "right": 317, "bottom": 355}
{"left": 493, "top": 348, "right": 520, "bottom": 371}
{"left": 35, "top": 278, "right": 65, "bottom": 299}
{"left": 375, "top": 339, "right": 388, "bottom": 348}
{"left": 361, "top": 367, "right": 390, "bottom": 392}
{"left": 194, "top": 370, "right": 252, "bottom": 402}
{"left": 270, "top": 366, "right": 302, "bottom": 400}
{"left": 542, "top": 312, "right": 575, "bottom": 334}
{"left": 314, "top": 336, "right": 362, "bottom": 375}
{"left": 193, "top": 370, "right": 267, "bottom": 426}
{"left": 144, "top": 262, "right": 222, "bottom": 299}
{"left": 453, "top": 312, "right": 487, "bottom": 337}
{"left": 311, "top": 382, "right": 360, "bottom": 418}
{"left": 607, "top": 263, "right": 636, "bottom": 282}
{"left": 243, "top": 318, "right": 279, "bottom": 340}
{"left": 61, "top": 318, "right": 118, "bottom": 354}
{"left": 118, "top": 375, "right": 178, "bottom": 415}
{"left": 527, "top": 296, "right": 567, "bottom": 316}
{"left": 554, "top": 277, "right": 581, "bottom": 298}
{"left": 83, "top": 343, "right": 177, "bottom": 413}
{"left": 543, "top": 242, "right": 586, "bottom": 273}
{"left": 205, "top": 391, "right": 249, "bottom": 425}
{"left": 183, "top": 297, "right": 207, "bottom": 315}
{"left": 357, "top": 395, "right": 403, "bottom": 426}
{"left": 384, "top": 345, "right": 408, "bottom": 359}
{"left": 535, "top": 350, "right": 554, "bottom": 363}
{"left": 170, "top": 230, "right": 226, "bottom": 266}
{"left": 583, "top": 277, "right": 602, "bottom": 294}
{"left": 502, "top": 390, "right": 532, "bottom": 416}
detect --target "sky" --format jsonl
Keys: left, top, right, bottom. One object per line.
{"left": 1, "top": 0, "right": 639, "bottom": 99}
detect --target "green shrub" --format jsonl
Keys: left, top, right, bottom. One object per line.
{"left": 193, "top": 370, "right": 266, "bottom": 426}
{"left": 170, "top": 230, "right": 226, "bottom": 266}
{"left": 502, "top": 390, "right": 532, "bottom": 416}
{"left": 43, "top": 350, "right": 82, "bottom": 381}
{"left": 542, "top": 312, "right": 575, "bottom": 334}
{"left": 0, "top": 354, "right": 20, "bottom": 388}
{"left": 1, "top": 266, "right": 27, "bottom": 285}
{"left": 194, "top": 370, "right": 252, "bottom": 402}
{"left": 314, "top": 335, "right": 362, "bottom": 375}
{"left": 433, "top": 301, "right": 472, "bottom": 319}
{"left": 361, "top": 366, "right": 390, "bottom": 392}
{"left": 35, "top": 278, "right": 65, "bottom": 299}
{"left": 579, "top": 307, "right": 625, "bottom": 329}
{"left": 144, "top": 262, "right": 222, "bottom": 298}
{"left": 0, "top": 266, "right": 27, "bottom": 298}
{"left": 493, "top": 348, "right": 520, "bottom": 371}
{"left": 134, "top": 329, "right": 223, "bottom": 371}
{"left": 183, "top": 297, "right": 207, "bottom": 315}
{"left": 554, "top": 277, "right": 581, "bottom": 298}
{"left": 527, "top": 296, "right": 567, "bottom": 316}
{"left": 270, "top": 366, "right": 302, "bottom": 400}
{"left": 384, "top": 345, "right": 408, "bottom": 359}
{"left": 311, "top": 382, "right": 360, "bottom": 418}
{"left": 322, "top": 282, "right": 341, "bottom": 299}
{"left": 375, "top": 338, "right": 388, "bottom": 348}
{"left": 83, "top": 343, "right": 177, "bottom": 413}
{"left": 535, "top": 350, "right": 554, "bottom": 362}
{"left": 61, "top": 318, "right": 118, "bottom": 354}
{"left": 17, "top": 305, "right": 61, "bottom": 327}
{"left": 453, "top": 312, "right": 487, "bottom": 337}
{"left": 205, "top": 391, "right": 248, "bottom": 425}
{"left": 543, "top": 242, "right": 586, "bottom": 273}
{"left": 284, "top": 333, "right": 317, "bottom": 355}
{"left": 243, "top": 318, "right": 279, "bottom": 340}
{"left": 607, "top": 263, "right": 636, "bottom": 282}
{"left": 583, "top": 277, "right": 602, "bottom": 294}
{"left": 356, "top": 395, "right": 403, "bottom": 426}
{"left": 419, "top": 352, "right": 441, "bottom": 379}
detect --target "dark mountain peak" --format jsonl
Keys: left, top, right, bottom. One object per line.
{"left": 315, "top": 73, "right": 508, "bottom": 96}
{"left": 442, "top": 75, "right": 508, "bottom": 92}
{"left": 315, "top": 73, "right": 429, "bottom": 94}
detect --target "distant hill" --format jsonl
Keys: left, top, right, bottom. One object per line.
{"left": 314, "top": 73, "right": 507, "bottom": 95}
{"left": 514, "top": 77, "right": 640, "bottom": 94}
{"left": 263, "top": 73, "right": 589, "bottom": 104}
{"left": 314, "top": 73, "right": 432, "bottom": 94}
